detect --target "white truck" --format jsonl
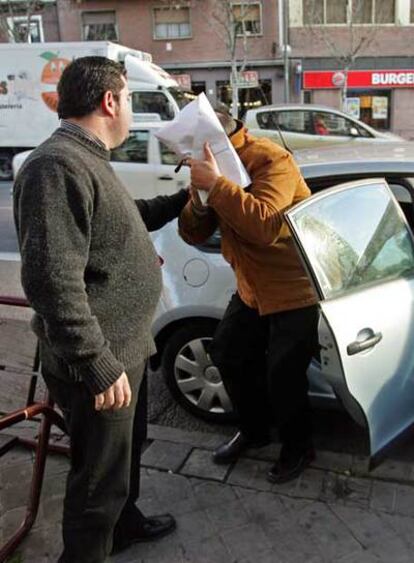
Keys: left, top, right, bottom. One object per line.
{"left": 0, "top": 41, "right": 188, "bottom": 179}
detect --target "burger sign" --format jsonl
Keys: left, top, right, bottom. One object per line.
{"left": 40, "top": 51, "right": 70, "bottom": 112}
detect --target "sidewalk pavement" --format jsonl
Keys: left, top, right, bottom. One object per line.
{"left": 2, "top": 421, "right": 414, "bottom": 563}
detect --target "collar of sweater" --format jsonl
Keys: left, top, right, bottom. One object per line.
{"left": 55, "top": 127, "right": 111, "bottom": 161}
{"left": 229, "top": 123, "right": 249, "bottom": 151}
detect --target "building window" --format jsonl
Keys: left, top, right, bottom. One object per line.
{"left": 303, "top": 0, "right": 395, "bottom": 25}
{"left": 232, "top": 2, "right": 262, "bottom": 35}
{"left": 411, "top": 0, "right": 414, "bottom": 23}
{"left": 7, "top": 15, "right": 44, "bottom": 43}
{"left": 82, "top": 11, "right": 118, "bottom": 41}
{"left": 153, "top": 6, "right": 191, "bottom": 39}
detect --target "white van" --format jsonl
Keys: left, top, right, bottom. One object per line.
{"left": 0, "top": 41, "right": 189, "bottom": 179}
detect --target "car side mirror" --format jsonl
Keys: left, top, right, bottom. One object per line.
{"left": 350, "top": 127, "right": 359, "bottom": 137}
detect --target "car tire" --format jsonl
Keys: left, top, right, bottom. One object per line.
{"left": 161, "top": 320, "right": 236, "bottom": 423}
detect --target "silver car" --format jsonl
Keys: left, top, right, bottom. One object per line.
{"left": 244, "top": 104, "right": 402, "bottom": 150}
{"left": 150, "top": 141, "right": 414, "bottom": 462}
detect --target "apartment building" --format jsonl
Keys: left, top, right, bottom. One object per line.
{"left": 2, "top": 1, "right": 413, "bottom": 136}
{"left": 290, "top": 0, "right": 414, "bottom": 139}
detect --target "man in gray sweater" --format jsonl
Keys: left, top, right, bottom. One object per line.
{"left": 13, "top": 57, "right": 188, "bottom": 562}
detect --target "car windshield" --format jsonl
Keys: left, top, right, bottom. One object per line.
{"left": 168, "top": 87, "right": 192, "bottom": 109}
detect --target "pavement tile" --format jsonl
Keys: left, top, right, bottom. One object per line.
{"left": 331, "top": 505, "right": 413, "bottom": 563}
{"left": 338, "top": 550, "right": 381, "bottom": 562}
{"left": 221, "top": 522, "right": 272, "bottom": 561}
{"left": 145, "top": 469, "right": 195, "bottom": 504}
{"left": 357, "top": 458, "right": 413, "bottom": 482}
{"left": 227, "top": 458, "right": 273, "bottom": 491}
{"left": 0, "top": 460, "right": 33, "bottom": 512}
{"left": 380, "top": 512, "right": 414, "bottom": 550}
{"left": 147, "top": 424, "right": 227, "bottom": 450}
{"left": 190, "top": 480, "right": 237, "bottom": 509}
{"left": 112, "top": 532, "right": 182, "bottom": 563}
{"left": 394, "top": 483, "right": 414, "bottom": 517}
{"left": 141, "top": 440, "right": 192, "bottom": 472}
{"left": 180, "top": 448, "right": 228, "bottom": 481}
{"left": 262, "top": 518, "right": 324, "bottom": 563}
{"left": 298, "top": 501, "right": 362, "bottom": 561}
{"left": 321, "top": 472, "right": 371, "bottom": 508}
{"left": 239, "top": 490, "right": 285, "bottom": 525}
{"left": 370, "top": 479, "right": 397, "bottom": 513}
{"left": 175, "top": 509, "right": 215, "bottom": 544}
{"left": 206, "top": 498, "right": 250, "bottom": 532}
{"left": 289, "top": 468, "right": 324, "bottom": 500}
{"left": 181, "top": 536, "right": 233, "bottom": 563}
{"left": 238, "top": 550, "right": 283, "bottom": 563}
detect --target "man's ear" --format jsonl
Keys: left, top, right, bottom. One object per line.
{"left": 101, "top": 90, "right": 116, "bottom": 117}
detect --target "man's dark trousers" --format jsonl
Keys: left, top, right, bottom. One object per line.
{"left": 40, "top": 343, "right": 148, "bottom": 563}
{"left": 209, "top": 293, "right": 319, "bottom": 454}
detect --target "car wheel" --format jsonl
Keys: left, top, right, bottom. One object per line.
{"left": 161, "top": 320, "right": 236, "bottom": 423}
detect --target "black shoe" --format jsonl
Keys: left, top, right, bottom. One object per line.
{"left": 111, "top": 513, "right": 176, "bottom": 554}
{"left": 212, "top": 431, "right": 270, "bottom": 465}
{"left": 267, "top": 447, "right": 315, "bottom": 484}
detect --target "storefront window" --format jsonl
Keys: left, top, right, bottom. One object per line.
{"left": 216, "top": 79, "right": 271, "bottom": 119}
{"left": 347, "top": 90, "right": 391, "bottom": 130}
{"left": 191, "top": 81, "right": 206, "bottom": 96}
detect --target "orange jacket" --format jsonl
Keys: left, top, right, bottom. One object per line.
{"left": 178, "top": 125, "right": 317, "bottom": 315}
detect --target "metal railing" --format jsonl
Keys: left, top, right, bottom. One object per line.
{"left": 0, "top": 295, "right": 68, "bottom": 563}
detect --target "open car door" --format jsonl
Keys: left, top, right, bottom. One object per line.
{"left": 285, "top": 179, "right": 414, "bottom": 465}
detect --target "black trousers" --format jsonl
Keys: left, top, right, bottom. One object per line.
{"left": 40, "top": 343, "right": 148, "bottom": 563}
{"left": 209, "top": 293, "right": 319, "bottom": 454}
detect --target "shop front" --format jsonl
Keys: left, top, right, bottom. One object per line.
{"left": 303, "top": 69, "right": 414, "bottom": 139}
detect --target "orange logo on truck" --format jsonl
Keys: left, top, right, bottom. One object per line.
{"left": 40, "top": 52, "right": 70, "bottom": 112}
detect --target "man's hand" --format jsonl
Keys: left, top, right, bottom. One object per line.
{"left": 188, "top": 143, "right": 221, "bottom": 192}
{"left": 95, "top": 371, "right": 131, "bottom": 411}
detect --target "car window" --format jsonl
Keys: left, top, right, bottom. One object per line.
{"left": 312, "top": 112, "right": 356, "bottom": 137}
{"left": 256, "top": 110, "right": 313, "bottom": 134}
{"left": 277, "top": 111, "right": 313, "bottom": 134}
{"left": 290, "top": 183, "right": 414, "bottom": 299}
{"left": 159, "top": 141, "right": 179, "bottom": 165}
{"left": 110, "top": 130, "right": 149, "bottom": 163}
{"left": 131, "top": 91, "right": 174, "bottom": 120}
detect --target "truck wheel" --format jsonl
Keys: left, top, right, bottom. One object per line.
{"left": 0, "top": 151, "right": 13, "bottom": 181}
{"left": 161, "top": 320, "right": 236, "bottom": 423}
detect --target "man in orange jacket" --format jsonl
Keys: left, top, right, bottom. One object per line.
{"left": 178, "top": 110, "right": 319, "bottom": 483}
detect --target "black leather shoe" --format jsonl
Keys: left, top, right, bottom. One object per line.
{"left": 267, "top": 448, "right": 315, "bottom": 484}
{"left": 212, "top": 431, "right": 270, "bottom": 465}
{"left": 111, "top": 513, "right": 176, "bottom": 554}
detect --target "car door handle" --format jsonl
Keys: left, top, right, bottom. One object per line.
{"left": 347, "top": 331, "right": 382, "bottom": 356}
{"left": 158, "top": 175, "right": 174, "bottom": 181}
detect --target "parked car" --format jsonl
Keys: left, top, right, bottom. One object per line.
{"left": 244, "top": 104, "right": 403, "bottom": 150}
{"left": 12, "top": 123, "right": 190, "bottom": 199}
{"left": 150, "top": 141, "right": 414, "bottom": 460}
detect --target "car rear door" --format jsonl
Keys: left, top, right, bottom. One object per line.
{"left": 110, "top": 129, "right": 156, "bottom": 199}
{"left": 152, "top": 134, "right": 190, "bottom": 196}
{"left": 285, "top": 179, "right": 414, "bottom": 464}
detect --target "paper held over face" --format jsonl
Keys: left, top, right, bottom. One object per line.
{"left": 154, "top": 93, "right": 251, "bottom": 203}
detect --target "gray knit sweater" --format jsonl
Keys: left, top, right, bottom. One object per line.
{"left": 14, "top": 127, "right": 187, "bottom": 395}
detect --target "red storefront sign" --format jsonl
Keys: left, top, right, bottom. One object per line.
{"left": 303, "top": 70, "right": 414, "bottom": 89}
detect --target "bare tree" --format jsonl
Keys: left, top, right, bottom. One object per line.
{"left": 304, "top": 0, "right": 391, "bottom": 109}
{"left": 209, "top": 0, "right": 258, "bottom": 117}
{"left": 0, "top": 0, "right": 41, "bottom": 43}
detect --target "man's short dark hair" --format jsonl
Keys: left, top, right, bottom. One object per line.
{"left": 57, "top": 56, "right": 127, "bottom": 119}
